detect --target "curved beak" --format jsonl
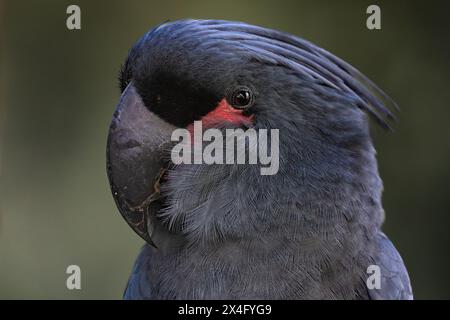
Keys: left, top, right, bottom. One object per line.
{"left": 106, "top": 83, "right": 175, "bottom": 247}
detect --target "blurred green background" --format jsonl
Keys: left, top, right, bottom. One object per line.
{"left": 1, "top": 0, "right": 449, "bottom": 299}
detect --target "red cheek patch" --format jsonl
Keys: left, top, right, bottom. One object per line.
{"left": 187, "top": 98, "right": 253, "bottom": 136}
{"left": 201, "top": 98, "right": 253, "bottom": 127}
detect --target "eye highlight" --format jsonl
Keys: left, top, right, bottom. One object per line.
{"left": 229, "top": 86, "right": 254, "bottom": 109}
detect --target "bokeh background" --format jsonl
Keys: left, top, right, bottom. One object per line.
{"left": 1, "top": 0, "right": 449, "bottom": 299}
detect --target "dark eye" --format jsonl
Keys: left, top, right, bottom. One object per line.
{"left": 229, "top": 86, "right": 254, "bottom": 109}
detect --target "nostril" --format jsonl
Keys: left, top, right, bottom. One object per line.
{"left": 114, "top": 129, "right": 142, "bottom": 149}
{"left": 123, "top": 139, "right": 141, "bottom": 149}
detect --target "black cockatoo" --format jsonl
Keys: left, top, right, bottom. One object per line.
{"left": 106, "top": 19, "right": 412, "bottom": 299}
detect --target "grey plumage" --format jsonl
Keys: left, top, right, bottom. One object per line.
{"left": 125, "top": 233, "right": 413, "bottom": 299}
{"left": 368, "top": 233, "right": 413, "bottom": 300}
{"left": 107, "top": 19, "right": 413, "bottom": 300}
